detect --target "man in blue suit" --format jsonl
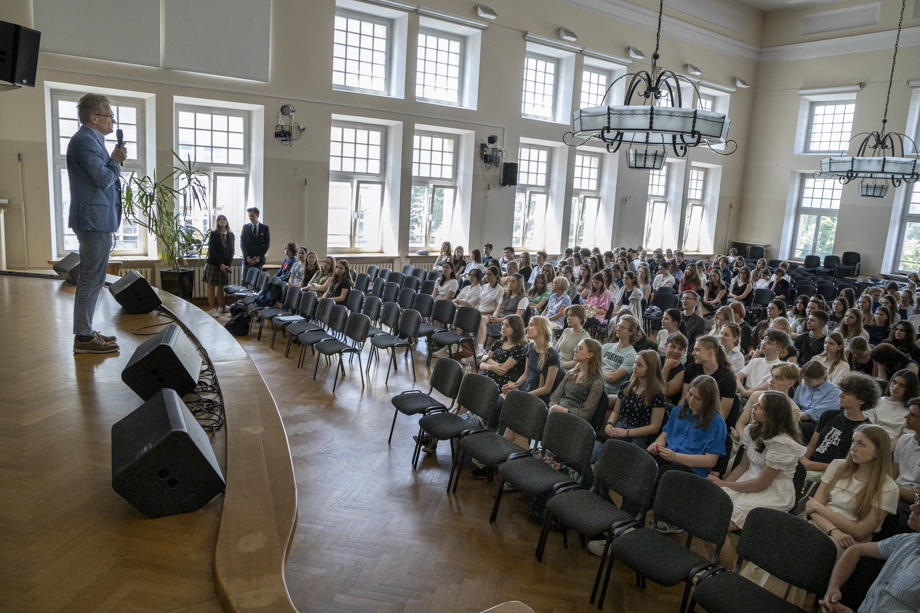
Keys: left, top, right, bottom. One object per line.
{"left": 240, "top": 207, "right": 270, "bottom": 279}
{"left": 67, "top": 93, "right": 126, "bottom": 354}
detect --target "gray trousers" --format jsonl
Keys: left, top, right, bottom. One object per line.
{"left": 73, "top": 230, "right": 112, "bottom": 337}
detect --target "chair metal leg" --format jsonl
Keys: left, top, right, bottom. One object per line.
{"left": 298, "top": 344, "right": 307, "bottom": 368}
{"left": 447, "top": 448, "right": 460, "bottom": 493}
{"left": 687, "top": 597, "right": 698, "bottom": 613}
{"left": 285, "top": 333, "right": 294, "bottom": 358}
{"left": 411, "top": 425, "right": 424, "bottom": 469}
{"left": 450, "top": 448, "right": 464, "bottom": 494}
{"left": 257, "top": 317, "right": 265, "bottom": 340}
{"left": 385, "top": 350, "right": 395, "bottom": 385}
{"left": 489, "top": 476, "right": 505, "bottom": 523}
{"left": 409, "top": 346, "right": 416, "bottom": 382}
{"left": 332, "top": 355, "right": 342, "bottom": 392}
{"left": 388, "top": 408, "right": 399, "bottom": 444}
{"left": 590, "top": 534, "right": 614, "bottom": 603}
{"left": 270, "top": 325, "right": 278, "bottom": 348}
{"left": 357, "top": 354, "right": 364, "bottom": 388}
{"left": 313, "top": 349, "right": 322, "bottom": 380}
{"left": 597, "top": 547, "right": 619, "bottom": 609}
{"left": 536, "top": 509, "right": 554, "bottom": 561}
{"left": 678, "top": 580, "right": 693, "bottom": 613}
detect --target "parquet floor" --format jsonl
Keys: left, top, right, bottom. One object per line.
{"left": 238, "top": 318, "right": 693, "bottom": 613}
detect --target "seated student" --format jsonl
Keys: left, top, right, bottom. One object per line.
{"left": 729, "top": 301, "right": 753, "bottom": 355}
{"left": 601, "top": 314, "right": 641, "bottom": 397}
{"left": 548, "top": 338, "right": 606, "bottom": 422}
{"left": 652, "top": 264, "right": 676, "bottom": 295}
{"left": 871, "top": 343, "right": 920, "bottom": 384}
{"left": 306, "top": 256, "right": 335, "bottom": 296}
{"left": 728, "top": 267, "right": 753, "bottom": 305}
{"left": 557, "top": 305, "right": 591, "bottom": 369}
{"left": 737, "top": 328, "right": 788, "bottom": 397}
{"left": 795, "top": 360, "right": 842, "bottom": 424}
{"left": 459, "top": 248, "right": 485, "bottom": 281}
{"left": 662, "top": 332, "right": 688, "bottom": 406}
{"left": 806, "top": 424, "right": 899, "bottom": 557}
{"left": 770, "top": 267, "right": 791, "bottom": 302}
{"left": 815, "top": 332, "right": 852, "bottom": 386}
{"left": 656, "top": 308, "right": 686, "bottom": 363}
{"left": 544, "top": 277, "right": 572, "bottom": 329}
{"left": 763, "top": 316, "right": 799, "bottom": 364}
{"left": 719, "top": 322, "right": 746, "bottom": 374}
{"left": 893, "top": 399, "right": 920, "bottom": 532}
{"left": 794, "top": 310, "right": 829, "bottom": 364}
{"left": 434, "top": 241, "right": 452, "bottom": 271}
{"left": 472, "top": 266, "right": 505, "bottom": 354}
{"left": 751, "top": 299, "right": 791, "bottom": 354}
{"left": 701, "top": 268, "right": 728, "bottom": 315}
{"left": 708, "top": 391, "right": 806, "bottom": 530}
{"left": 864, "top": 306, "right": 892, "bottom": 346}
{"left": 275, "top": 242, "right": 298, "bottom": 282}
{"left": 679, "top": 291, "right": 706, "bottom": 354}
{"left": 818, "top": 500, "right": 920, "bottom": 613}
{"left": 594, "top": 350, "right": 667, "bottom": 461}
{"left": 478, "top": 315, "right": 528, "bottom": 392}
{"left": 299, "top": 251, "right": 320, "bottom": 289}
{"left": 481, "top": 243, "right": 494, "bottom": 267}
{"left": 432, "top": 261, "right": 459, "bottom": 301}
{"left": 848, "top": 336, "right": 875, "bottom": 376}
{"left": 898, "top": 289, "right": 915, "bottom": 320}
{"left": 681, "top": 335, "right": 737, "bottom": 421}
{"left": 609, "top": 272, "right": 638, "bottom": 320}
{"left": 888, "top": 320, "right": 920, "bottom": 363}
{"left": 321, "top": 259, "right": 352, "bottom": 304}
{"left": 560, "top": 265, "right": 579, "bottom": 302}
{"left": 500, "top": 260, "right": 520, "bottom": 292}
{"left": 679, "top": 264, "right": 703, "bottom": 293}
{"left": 865, "top": 369, "right": 919, "bottom": 442}
{"left": 526, "top": 273, "right": 550, "bottom": 313}
{"left": 452, "top": 268, "right": 483, "bottom": 310}
{"left": 880, "top": 295, "right": 900, "bottom": 323}
{"left": 838, "top": 308, "right": 870, "bottom": 345}
{"left": 288, "top": 246, "right": 307, "bottom": 288}
{"left": 801, "top": 372, "right": 878, "bottom": 480}
{"left": 481, "top": 273, "right": 528, "bottom": 353}
{"left": 732, "top": 362, "right": 802, "bottom": 441}
{"left": 517, "top": 251, "right": 533, "bottom": 285}
{"left": 528, "top": 251, "right": 548, "bottom": 285}
{"left": 828, "top": 297, "right": 849, "bottom": 333}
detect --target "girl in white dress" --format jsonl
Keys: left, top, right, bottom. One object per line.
{"left": 707, "top": 391, "right": 806, "bottom": 529}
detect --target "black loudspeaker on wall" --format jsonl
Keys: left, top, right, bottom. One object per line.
{"left": 52, "top": 252, "right": 81, "bottom": 284}
{"left": 109, "top": 270, "right": 162, "bottom": 314}
{"left": 122, "top": 323, "right": 202, "bottom": 401}
{"left": 112, "top": 388, "right": 225, "bottom": 519}
{"left": 501, "top": 162, "right": 518, "bottom": 187}
{"left": 0, "top": 20, "right": 41, "bottom": 87}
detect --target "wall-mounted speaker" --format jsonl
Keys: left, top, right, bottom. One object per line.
{"left": 122, "top": 323, "right": 202, "bottom": 401}
{"left": 53, "top": 252, "right": 81, "bottom": 284}
{"left": 112, "top": 388, "right": 225, "bottom": 518}
{"left": 0, "top": 21, "right": 40, "bottom": 88}
{"left": 501, "top": 162, "right": 518, "bottom": 187}
{"left": 109, "top": 270, "right": 162, "bottom": 314}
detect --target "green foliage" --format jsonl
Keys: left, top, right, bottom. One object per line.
{"left": 122, "top": 151, "right": 208, "bottom": 271}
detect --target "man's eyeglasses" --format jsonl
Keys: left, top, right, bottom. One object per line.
{"left": 94, "top": 113, "right": 116, "bottom": 121}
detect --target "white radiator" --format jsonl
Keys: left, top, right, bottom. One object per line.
{"left": 352, "top": 260, "right": 395, "bottom": 275}
{"left": 117, "top": 264, "right": 241, "bottom": 299}
{"left": 118, "top": 266, "right": 155, "bottom": 283}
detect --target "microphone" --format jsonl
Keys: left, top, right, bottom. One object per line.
{"left": 116, "top": 129, "right": 124, "bottom": 166}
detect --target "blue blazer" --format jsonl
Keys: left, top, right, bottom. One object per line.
{"left": 66, "top": 125, "right": 122, "bottom": 233}
{"left": 240, "top": 222, "right": 270, "bottom": 266}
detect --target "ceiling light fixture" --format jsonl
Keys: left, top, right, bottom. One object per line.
{"left": 817, "top": 0, "right": 919, "bottom": 198}
{"left": 565, "top": 0, "right": 736, "bottom": 170}
{"left": 558, "top": 27, "right": 578, "bottom": 42}
{"left": 732, "top": 77, "right": 750, "bottom": 88}
{"left": 476, "top": 4, "right": 497, "bottom": 20}
{"left": 685, "top": 64, "right": 702, "bottom": 76}
{"left": 627, "top": 46, "right": 645, "bottom": 60}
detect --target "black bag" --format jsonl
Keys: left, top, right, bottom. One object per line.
{"left": 224, "top": 312, "right": 251, "bottom": 336}
{"left": 229, "top": 301, "right": 247, "bottom": 317}
{"left": 255, "top": 283, "right": 282, "bottom": 308}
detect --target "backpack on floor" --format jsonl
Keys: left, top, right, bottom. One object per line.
{"left": 224, "top": 312, "right": 251, "bottom": 336}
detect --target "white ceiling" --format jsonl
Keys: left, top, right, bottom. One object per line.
{"left": 730, "top": 0, "right": 851, "bottom": 12}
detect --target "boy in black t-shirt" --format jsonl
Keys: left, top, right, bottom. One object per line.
{"left": 794, "top": 310, "right": 829, "bottom": 364}
{"left": 770, "top": 268, "right": 790, "bottom": 301}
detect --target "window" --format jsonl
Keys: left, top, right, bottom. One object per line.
{"left": 50, "top": 91, "right": 146, "bottom": 256}
{"left": 416, "top": 30, "right": 462, "bottom": 104}
{"left": 569, "top": 153, "right": 601, "bottom": 247}
{"left": 792, "top": 177, "right": 841, "bottom": 259}
{"left": 683, "top": 168, "right": 706, "bottom": 252}
{"left": 896, "top": 183, "right": 920, "bottom": 272}
{"left": 514, "top": 146, "right": 550, "bottom": 249}
{"left": 328, "top": 123, "right": 386, "bottom": 251}
{"left": 657, "top": 89, "right": 673, "bottom": 108}
{"left": 175, "top": 106, "right": 250, "bottom": 241}
{"left": 580, "top": 69, "right": 608, "bottom": 108}
{"left": 409, "top": 132, "right": 457, "bottom": 250}
{"left": 645, "top": 166, "right": 669, "bottom": 250}
{"left": 332, "top": 12, "right": 389, "bottom": 93}
{"left": 522, "top": 53, "right": 557, "bottom": 119}
{"left": 697, "top": 94, "right": 714, "bottom": 112}
{"left": 806, "top": 102, "right": 855, "bottom": 153}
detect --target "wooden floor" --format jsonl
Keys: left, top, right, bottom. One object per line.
{"left": 239, "top": 317, "right": 689, "bottom": 613}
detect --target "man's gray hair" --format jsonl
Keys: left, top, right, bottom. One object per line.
{"left": 77, "top": 93, "right": 112, "bottom": 124}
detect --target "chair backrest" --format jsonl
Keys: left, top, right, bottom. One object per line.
{"left": 500, "top": 391, "right": 549, "bottom": 444}
{"left": 379, "top": 301, "right": 401, "bottom": 331}
{"left": 752, "top": 288, "right": 774, "bottom": 306}
{"left": 541, "top": 411, "right": 596, "bottom": 479}
{"left": 366, "top": 265, "right": 379, "bottom": 283}
{"left": 387, "top": 272, "right": 406, "bottom": 288}
{"left": 403, "top": 275, "right": 421, "bottom": 292}
{"left": 412, "top": 267, "right": 427, "bottom": 282}
{"left": 453, "top": 305, "right": 481, "bottom": 334}
{"left": 370, "top": 281, "right": 385, "bottom": 299}
{"left": 768, "top": 259, "right": 782, "bottom": 268}
{"left": 429, "top": 357, "right": 464, "bottom": 400}
{"left": 420, "top": 279, "right": 437, "bottom": 295}
{"left": 362, "top": 295, "right": 382, "bottom": 322}
{"left": 328, "top": 304, "right": 349, "bottom": 335}
{"left": 432, "top": 299, "right": 458, "bottom": 327}
{"left": 589, "top": 390, "right": 609, "bottom": 432}
{"left": 456, "top": 373, "right": 500, "bottom": 424}
{"left": 412, "top": 292, "right": 434, "bottom": 319}
{"left": 354, "top": 273, "right": 369, "bottom": 293}
{"left": 282, "top": 286, "right": 302, "bottom": 313}
{"left": 841, "top": 251, "right": 860, "bottom": 266}
{"left": 378, "top": 268, "right": 391, "bottom": 283}
{"left": 656, "top": 286, "right": 676, "bottom": 295}
{"left": 401, "top": 264, "right": 415, "bottom": 276}
{"left": 350, "top": 269, "right": 357, "bottom": 281}
{"left": 397, "top": 287, "right": 417, "bottom": 310}
{"left": 243, "top": 266, "right": 259, "bottom": 287}
{"left": 343, "top": 312, "right": 372, "bottom": 345}
{"left": 737, "top": 507, "right": 838, "bottom": 596}
{"left": 345, "top": 288, "right": 365, "bottom": 313}
{"left": 382, "top": 281, "right": 401, "bottom": 304}
{"left": 254, "top": 271, "right": 270, "bottom": 291}
{"left": 298, "top": 290, "right": 318, "bottom": 319}
{"left": 803, "top": 255, "right": 821, "bottom": 268}
{"left": 822, "top": 255, "right": 841, "bottom": 268}
{"left": 594, "top": 439, "right": 659, "bottom": 518}
{"left": 398, "top": 308, "right": 422, "bottom": 340}
{"left": 651, "top": 292, "right": 679, "bottom": 311}
{"left": 427, "top": 270, "right": 441, "bottom": 282}
{"left": 748, "top": 246, "right": 764, "bottom": 260}
{"left": 655, "top": 471, "right": 733, "bottom": 548}
{"left": 522, "top": 306, "right": 534, "bottom": 327}
{"left": 314, "top": 297, "right": 335, "bottom": 325}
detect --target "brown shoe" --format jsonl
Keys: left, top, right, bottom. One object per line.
{"left": 93, "top": 330, "right": 117, "bottom": 343}
{"left": 74, "top": 336, "right": 119, "bottom": 354}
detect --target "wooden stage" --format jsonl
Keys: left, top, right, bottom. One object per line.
{"left": 1, "top": 275, "right": 685, "bottom": 613}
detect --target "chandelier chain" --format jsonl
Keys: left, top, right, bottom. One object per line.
{"left": 883, "top": 0, "right": 907, "bottom": 126}
{"left": 654, "top": 0, "right": 663, "bottom": 57}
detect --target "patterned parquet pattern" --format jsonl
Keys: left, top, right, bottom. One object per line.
{"left": 239, "top": 316, "right": 691, "bottom": 613}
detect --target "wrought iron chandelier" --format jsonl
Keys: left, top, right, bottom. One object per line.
{"left": 817, "top": 0, "right": 920, "bottom": 198}
{"left": 563, "top": 0, "right": 737, "bottom": 170}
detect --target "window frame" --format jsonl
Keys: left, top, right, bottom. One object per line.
{"left": 409, "top": 131, "right": 459, "bottom": 251}
{"left": 894, "top": 182, "right": 920, "bottom": 273}
{"left": 50, "top": 90, "right": 147, "bottom": 257}
{"left": 332, "top": 8, "right": 393, "bottom": 96}
{"left": 805, "top": 101, "right": 856, "bottom": 154}
{"left": 791, "top": 177, "right": 841, "bottom": 260}
{"left": 569, "top": 152, "right": 602, "bottom": 247}
{"left": 513, "top": 145, "right": 552, "bottom": 250}
{"left": 579, "top": 67, "right": 610, "bottom": 109}
{"left": 415, "top": 28, "right": 464, "bottom": 106}
{"left": 644, "top": 165, "right": 669, "bottom": 250}
{"left": 521, "top": 52, "right": 559, "bottom": 120}
{"left": 328, "top": 121, "right": 388, "bottom": 253}
{"left": 682, "top": 167, "right": 706, "bottom": 252}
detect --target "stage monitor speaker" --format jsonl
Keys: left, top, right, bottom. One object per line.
{"left": 0, "top": 20, "right": 40, "bottom": 87}
{"left": 109, "top": 270, "right": 162, "bottom": 314}
{"left": 112, "top": 388, "right": 225, "bottom": 518}
{"left": 501, "top": 162, "right": 518, "bottom": 187}
{"left": 122, "top": 323, "right": 202, "bottom": 401}
{"left": 52, "top": 252, "right": 81, "bottom": 284}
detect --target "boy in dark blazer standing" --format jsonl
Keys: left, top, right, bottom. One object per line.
{"left": 241, "top": 207, "right": 270, "bottom": 279}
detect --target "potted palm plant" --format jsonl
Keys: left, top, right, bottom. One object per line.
{"left": 122, "top": 151, "right": 208, "bottom": 299}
